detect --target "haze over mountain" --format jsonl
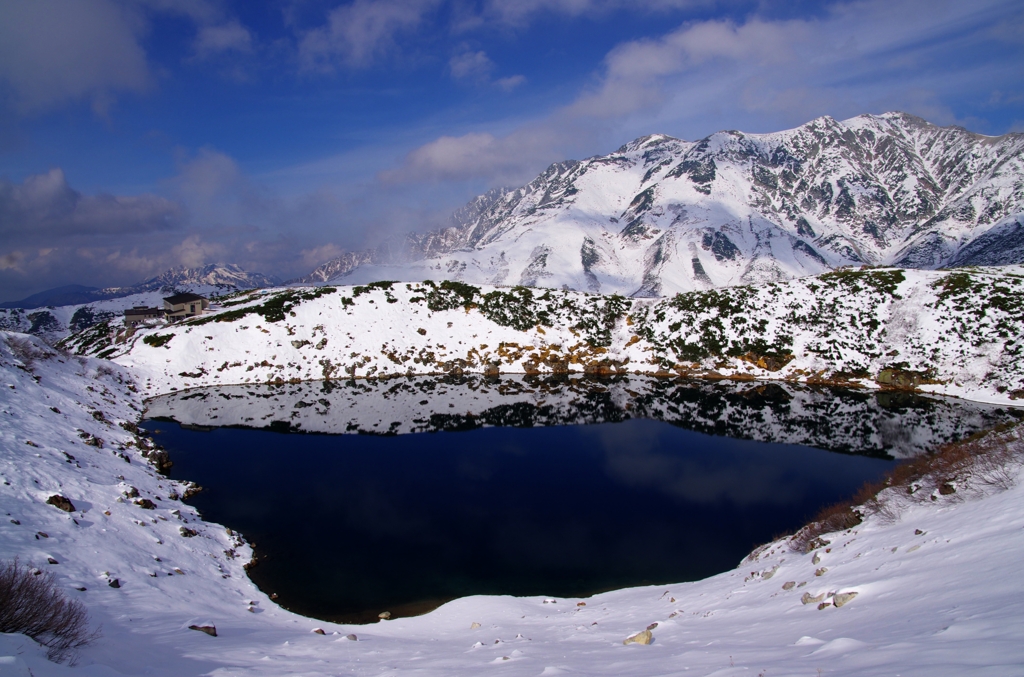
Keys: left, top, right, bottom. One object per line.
{"left": 0, "top": 264, "right": 279, "bottom": 310}
{"left": 298, "top": 112, "right": 1024, "bottom": 296}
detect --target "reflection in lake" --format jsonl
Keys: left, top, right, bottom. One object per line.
{"left": 148, "top": 375, "right": 1020, "bottom": 458}
{"left": 145, "top": 376, "right": 1020, "bottom": 623}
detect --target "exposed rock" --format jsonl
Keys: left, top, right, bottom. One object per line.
{"left": 346, "top": 634, "right": 358, "bottom": 641}
{"left": 623, "top": 629, "right": 653, "bottom": 646}
{"left": 378, "top": 611, "right": 391, "bottom": 620}
{"left": 801, "top": 592, "right": 826, "bottom": 605}
{"left": 46, "top": 494, "right": 75, "bottom": 512}
{"left": 179, "top": 526, "right": 198, "bottom": 538}
{"left": 817, "top": 602, "right": 832, "bottom": 610}
{"left": 47, "top": 557, "right": 58, "bottom": 564}
{"left": 189, "top": 624, "right": 217, "bottom": 637}
{"left": 782, "top": 581, "right": 796, "bottom": 590}
{"left": 311, "top": 628, "right": 325, "bottom": 635}
{"left": 815, "top": 567, "right": 828, "bottom": 577}
{"left": 811, "top": 553, "right": 821, "bottom": 565}
{"left": 763, "top": 565, "right": 780, "bottom": 579}
{"left": 833, "top": 592, "right": 859, "bottom": 607}
{"left": 135, "top": 498, "right": 156, "bottom": 509}
{"left": 108, "top": 579, "right": 120, "bottom": 588}
{"left": 470, "top": 622, "right": 481, "bottom": 629}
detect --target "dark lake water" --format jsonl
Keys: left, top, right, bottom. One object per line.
{"left": 144, "top": 375, "right": 1020, "bottom": 623}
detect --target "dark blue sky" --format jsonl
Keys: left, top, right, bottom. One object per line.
{"left": 1, "top": 0, "right": 1022, "bottom": 301}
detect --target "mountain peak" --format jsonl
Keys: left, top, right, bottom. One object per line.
{"left": 300, "top": 112, "right": 1024, "bottom": 296}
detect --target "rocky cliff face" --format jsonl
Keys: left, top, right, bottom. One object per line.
{"left": 299, "top": 112, "right": 1024, "bottom": 296}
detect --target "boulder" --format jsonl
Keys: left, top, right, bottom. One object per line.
{"left": 833, "top": 592, "right": 858, "bottom": 608}
{"left": 782, "top": 581, "right": 796, "bottom": 590}
{"left": 623, "top": 629, "right": 653, "bottom": 646}
{"left": 801, "top": 592, "right": 825, "bottom": 605}
{"left": 46, "top": 495, "right": 75, "bottom": 512}
{"left": 189, "top": 625, "right": 217, "bottom": 637}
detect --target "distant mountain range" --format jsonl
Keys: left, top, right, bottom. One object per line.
{"left": 296, "top": 112, "right": 1024, "bottom": 296}
{"left": 1, "top": 264, "right": 280, "bottom": 310}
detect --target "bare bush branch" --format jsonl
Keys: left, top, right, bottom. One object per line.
{"left": 0, "top": 558, "right": 99, "bottom": 664}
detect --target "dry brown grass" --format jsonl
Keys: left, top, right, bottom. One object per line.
{"left": 790, "top": 420, "right": 1024, "bottom": 553}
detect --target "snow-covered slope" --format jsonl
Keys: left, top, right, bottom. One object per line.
{"left": 145, "top": 376, "right": 1016, "bottom": 460}
{"left": 66, "top": 266, "right": 1024, "bottom": 407}
{"left": 2, "top": 330, "right": 1024, "bottom": 675}
{"left": 300, "top": 112, "right": 1024, "bottom": 296}
{"left": 0, "top": 265, "right": 279, "bottom": 344}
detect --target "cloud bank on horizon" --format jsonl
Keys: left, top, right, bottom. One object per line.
{"left": 0, "top": 0, "right": 1022, "bottom": 302}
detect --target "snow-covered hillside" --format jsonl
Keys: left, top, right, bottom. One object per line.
{"left": 0, "top": 265, "right": 278, "bottom": 344}
{"left": 145, "top": 376, "right": 1016, "bottom": 460}
{"left": 299, "top": 112, "right": 1024, "bottom": 296}
{"left": 2, "top": 330, "right": 1023, "bottom": 675}
{"left": 65, "top": 266, "right": 1024, "bottom": 407}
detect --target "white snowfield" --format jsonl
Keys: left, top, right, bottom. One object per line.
{"left": 2, "top": 332, "right": 1024, "bottom": 675}
{"left": 71, "top": 266, "right": 1024, "bottom": 407}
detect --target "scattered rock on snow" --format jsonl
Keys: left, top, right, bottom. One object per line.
{"left": 801, "top": 592, "right": 826, "bottom": 605}
{"left": 782, "top": 581, "right": 796, "bottom": 590}
{"left": 311, "top": 628, "right": 325, "bottom": 635}
{"left": 46, "top": 494, "right": 75, "bottom": 512}
{"left": 623, "top": 629, "right": 653, "bottom": 646}
{"left": 833, "top": 592, "right": 859, "bottom": 607}
{"left": 179, "top": 526, "right": 198, "bottom": 538}
{"left": 189, "top": 625, "right": 217, "bottom": 637}
{"left": 815, "top": 567, "right": 828, "bottom": 576}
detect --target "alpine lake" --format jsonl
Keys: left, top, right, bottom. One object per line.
{"left": 142, "top": 375, "right": 1021, "bottom": 624}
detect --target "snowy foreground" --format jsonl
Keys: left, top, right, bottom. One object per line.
{"left": 3, "top": 330, "right": 1024, "bottom": 675}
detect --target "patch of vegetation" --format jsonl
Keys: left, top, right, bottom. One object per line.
{"left": 190, "top": 287, "right": 338, "bottom": 325}
{"left": 0, "top": 558, "right": 98, "bottom": 664}
{"left": 142, "top": 333, "right": 174, "bottom": 348}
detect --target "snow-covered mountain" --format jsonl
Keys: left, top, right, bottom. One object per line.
{"left": 298, "top": 112, "right": 1024, "bottom": 296}
{"left": 0, "top": 264, "right": 279, "bottom": 343}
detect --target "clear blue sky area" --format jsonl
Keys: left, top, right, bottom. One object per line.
{"left": 1, "top": 0, "right": 1022, "bottom": 301}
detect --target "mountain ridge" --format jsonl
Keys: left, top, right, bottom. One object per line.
{"left": 296, "top": 112, "right": 1024, "bottom": 295}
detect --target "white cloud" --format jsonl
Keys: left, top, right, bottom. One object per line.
{"left": 495, "top": 75, "right": 527, "bottom": 91}
{"left": 450, "top": 50, "right": 494, "bottom": 81}
{"left": 479, "top": 0, "right": 706, "bottom": 27}
{"left": 298, "top": 0, "right": 438, "bottom": 71}
{"left": 193, "top": 21, "right": 253, "bottom": 59}
{"left": 0, "top": 168, "right": 181, "bottom": 240}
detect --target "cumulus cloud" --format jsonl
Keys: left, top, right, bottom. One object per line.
{"left": 449, "top": 50, "right": 494, "bottom": 81}
{"left": 193, "top": 21, "right": 254, "bottom": 59}
{"left": 385, "top": 0, "right": 1024, "bottom": 190}
{"left": 479, "top": 0, "right": 706, "bottom": 27}
{"left": 0, "top": 0, "right": 150, "bottom": 114}
{"left": 378, "top": 126, "right": 570, "bottom": 184}
{"left": 0, "top": 168, "right": 181, "bottom": 241}
{"left": 298, "top": 0, "right": 438, "bottom": 70}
